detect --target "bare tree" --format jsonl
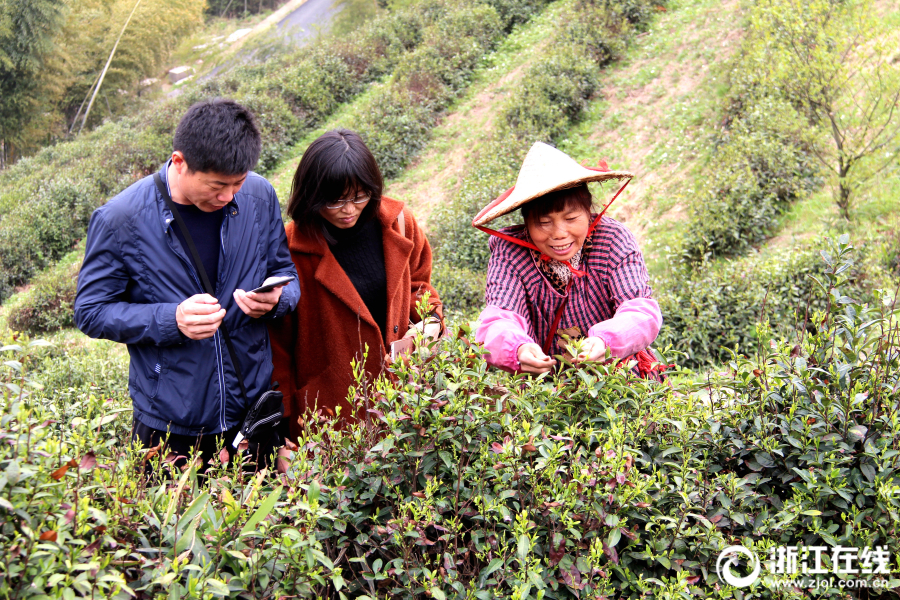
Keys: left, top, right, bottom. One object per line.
{"left": 748, "top": 0, "right": 900, "bottom": 219}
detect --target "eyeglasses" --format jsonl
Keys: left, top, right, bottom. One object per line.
{"left": 325, "top": 193, "right": 371, "bottom": 210}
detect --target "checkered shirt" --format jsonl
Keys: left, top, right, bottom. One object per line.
{"left": 484, "top": 216, "right": 653, "bottom": 356}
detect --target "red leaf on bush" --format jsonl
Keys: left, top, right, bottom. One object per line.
{"left": 64, "top": 509, "right": 76, "bottom": 524}
{"left": 50, "top": 465, "right": 69, "bottom": 480}
{"left": 790, "top": 345, "right": 801, "bottom": 358}
{"left": 686, "top": 575, "right": 700, "bottom": 585}
{"left": 710, "top": 514, "right": 723, "bottom": 524}
{"left": 522, "top": 444, "right": 538, "bottom": 453}
{"left": 39, "top": 530, "right": 57, "bottom": 542}
{"left": 634, "top": 502, "right": 650, "bottom": 508}
{"left": 219, "top": 447, "right": 230, "bottom": 465}
{"left": 549, "top": 537, "right": 566, "bottom": 566}
{"left": 67, "top": 459, "right": 78, "bottom": 468}
{"left": 615, "top": 473, "right": 626, "bottom": 485}
{"left": 79, "top": 452, "right": 97, "bottom": 472}
{"left": 602, "top": 540, "right": 619, "bottom": 564}
{"left": 93, "top": 525, "right": 106, "bottom": 534}
{"left": 412, "top": 491, "right": 425, "bottom": 498}
{"left": 84, "top": 539, "right": 102, "bottom": 554}
{"left": 491, "top": 442, "right": 504, "bottom": 454}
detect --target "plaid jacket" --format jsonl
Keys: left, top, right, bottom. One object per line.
{"left": 482, "top": 216, "right": 655, "bottom": 358}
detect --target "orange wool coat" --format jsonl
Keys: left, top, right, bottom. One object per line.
{"left": 268, "top": 197, "right": 442, "bottom": 440}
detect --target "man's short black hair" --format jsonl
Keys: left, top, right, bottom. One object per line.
{"left": 173, "top": 99, "right": 261, "bottom": 175}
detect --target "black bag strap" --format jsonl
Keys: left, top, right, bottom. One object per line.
{"left": 154, "top": 172, "right": 250, "bottom": 403}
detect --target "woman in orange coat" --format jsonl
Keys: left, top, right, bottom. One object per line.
{"left": 269, "top": 129, "right": 442, "bottom": 439}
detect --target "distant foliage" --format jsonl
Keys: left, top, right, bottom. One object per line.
{"left": 2, "top": 237, "right": 898, "bottom": 598}
{"left": 656, "top": 231, "right": 898, "bottom": 368}
{"left": 206, "top": 0, "right": 283, "bottom": 18}
{"left": 0, "top": 0, "right": 470, "bottom": 303}
{"left": 679, "top": 95, "right": 821, "bottom": 263}
{"left": 744, "top": 0, "right": 900, "bottom": 220}
{"left": 5, "top": 257, "right": 80, "bottom": 334}
{"left": 0, "top": 0, "right": 66, "bottom": 164}
{"left": 0, "top": 0, "right": 205, "bottom": 158}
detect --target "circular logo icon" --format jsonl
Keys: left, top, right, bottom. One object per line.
{"left": 716, "top": 545, "right": 761, "bottom": 588}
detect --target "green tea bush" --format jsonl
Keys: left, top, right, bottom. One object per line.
{"left": 3, "top": 236, "right": 898, "bottom": 598}
{"left": 679, "top": 95, "right": 821, "bottom": 263}
{"left": 350, "top": 2, "right": 515, "bottom": 178}
{"left": 5, "top": 258, "right": 81, "bottom": 335}
{"left": 656, "top": 233, "right": 897, "bottom": 369}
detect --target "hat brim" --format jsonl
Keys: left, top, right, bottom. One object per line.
{"left": 472, "top": 169, "right": 633, "bottom": 227}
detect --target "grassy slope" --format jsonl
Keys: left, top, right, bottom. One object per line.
{"left": 554, "top": 0, "right": 741, "bottom": 275}
{"left": 366, "top": 0, "right": 746, "bottom": 273}
{"left": 266, "top": 0, "right": 570, "bottom": 219}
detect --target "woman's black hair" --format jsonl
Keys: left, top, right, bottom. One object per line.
{"left": 287, "top": 129, "right": 383, "bottom": 242}
{"left": 520, "top": 183, "right": 593, "bottom": 223}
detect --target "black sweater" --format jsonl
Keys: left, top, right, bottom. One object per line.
{"left": 325, "top": 218, "right": 388, "bottom": 339}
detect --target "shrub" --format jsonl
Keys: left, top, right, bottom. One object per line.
{"left": 679, "top": 95, "right": 821, "bottom": 263}
{"left": 349, "top": 1, "right": 509, "bottom": 179}
{"left": 656, "top": 232, "right": 897, "bottom": 369}
{"left": 5, "top": 256, "right": 80, "bottom": 334}
{"left": 2, "top": 235, "right": 898, "bottom": 598}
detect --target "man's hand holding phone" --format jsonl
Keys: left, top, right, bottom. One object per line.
{"left": 177, "top": 294, "right": 226, "bottom": 340}
{"left": 234, "top": 276, "right": 292, "bottom": 318}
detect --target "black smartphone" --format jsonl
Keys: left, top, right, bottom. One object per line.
{"left": 248, "top": 275, "right": 295, "bottom": 294}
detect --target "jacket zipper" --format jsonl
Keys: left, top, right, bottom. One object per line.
{"left": 164, "top": 216, "right": 228, "bottom": 433}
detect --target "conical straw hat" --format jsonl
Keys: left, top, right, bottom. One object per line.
{"left": 472, "top": 142, "right": 633, "bottom": 227}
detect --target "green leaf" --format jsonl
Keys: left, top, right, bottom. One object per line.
{"left": 607, "top": 528, "right": 621, "bottom": 548}
{"left": 517, "top": 533, "right": 530, "bottom": 563}
{"left": 176, "top": 492, "right": 209, "bottom": 533}
{"left": 802, "top": 510, "right": 821, "bottom": 516}
{"left": 240, "top": 485, "right": 282, "bottom": 537}
{"left": 308, "top": 480, "right": 320, "bottom": 504}
{"left": 481, "top": 557, "right": 503, "bottom": 579}
{"left": 205, "top": 579, "right": 230, "bottom": 597}
{"left": 431, "top": 589, "right": 446, "bottom": 600}
{"left": 860, "top": 464, "right": 875, "bottom": 483}
{"left": 847, "top": 425, "right": 868, "bottom": 443}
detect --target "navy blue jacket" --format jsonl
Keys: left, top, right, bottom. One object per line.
{"left": 75, "top": 165, "right": 300, "bottom": 435}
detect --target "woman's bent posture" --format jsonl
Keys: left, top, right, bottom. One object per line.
{"left": 473, "top": 142, "right": 663, "bottom": 376}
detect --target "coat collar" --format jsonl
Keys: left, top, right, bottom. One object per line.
{"left": 287, "top": 197, "right": 413, "bottom": 335}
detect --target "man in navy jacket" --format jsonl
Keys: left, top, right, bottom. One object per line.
{"left": 75, "top": 99, "right": 300, "bottom": 466}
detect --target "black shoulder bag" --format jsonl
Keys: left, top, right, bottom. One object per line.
{"left": 154, "top": 173, "right": 284, "bottom": 468}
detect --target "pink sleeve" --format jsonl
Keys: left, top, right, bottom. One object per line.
{"left": 588, "top": 297, "right": 662, "bottom": 358}
{"left": 475, "top": 305, "right": 535, "bottom": 372}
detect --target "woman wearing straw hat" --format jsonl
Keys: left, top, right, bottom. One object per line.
{"left": 472, "top": 142, "right": 663, "bottom": 376}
